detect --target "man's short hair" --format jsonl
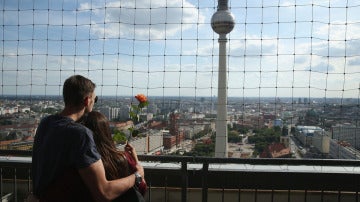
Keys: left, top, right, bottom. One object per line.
{"left": 63, "top": 75, "right": 96, "bottom": 107}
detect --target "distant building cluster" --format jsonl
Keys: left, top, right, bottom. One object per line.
{"left": 0, "top": 106, "right": 31, "bottom": 115}
{"left": 0, "top": 110, "right": 38, "bottom": 150}
{"left": 109, "top": 111, "right": 213, "bottom": 155}
{"left": 294, "top": 125, "right": 360, "bottom": 159}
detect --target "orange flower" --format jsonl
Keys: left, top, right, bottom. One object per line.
{"left": 135, "top": 94, "right": 147, "bottom": 103}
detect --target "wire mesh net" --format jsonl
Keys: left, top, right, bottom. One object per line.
{"left": 0, "top": 0, "right": 359, "bottom": 158}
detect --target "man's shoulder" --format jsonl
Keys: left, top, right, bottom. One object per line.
{"left": 40, "top": 115, "right": 91, "bottom": 135}
{"left": 64, "top": 120, "right": 92, "bottom": 138}
{"left": 40, "top": 114, "right": 66, "bottom": 125}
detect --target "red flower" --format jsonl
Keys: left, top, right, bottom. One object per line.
{"left": 128, "top": 94, "right": 149, "bottom": 141}
{"left": 135, "top": 94, "right": 147, "bottom": 103}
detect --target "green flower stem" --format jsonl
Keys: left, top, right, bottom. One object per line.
{"left": 127, "top": 101, "right": 148, "bottom": 141}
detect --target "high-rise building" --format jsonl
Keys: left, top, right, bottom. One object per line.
{"left": 98, "top": 107, "right": 120, "bottom": 121}
{"left": 118, "top": 105, "right": 131, "bottom": 120}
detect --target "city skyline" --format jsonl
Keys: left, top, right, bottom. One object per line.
{"left": 1, "top": 0, "right": 359, "bottom": 98}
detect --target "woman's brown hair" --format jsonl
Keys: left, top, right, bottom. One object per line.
{"left": 79, "top": 111, "right": 129, "bottom": 180}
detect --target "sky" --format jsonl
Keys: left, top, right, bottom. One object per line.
{"left": 0, "top": 0, "right": 359, "bottom": 99}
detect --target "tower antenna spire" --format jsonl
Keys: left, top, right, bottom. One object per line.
{"left": 211, "top": 0, "right": 235, "bottom": 157}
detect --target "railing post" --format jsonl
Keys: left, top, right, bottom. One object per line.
{"left": 14, "top": 168, "right": 17, "bottom": 202}
{"left": 164, "top": 175, "right": 167, "bottom": 202}
{"left": 202, "top": 162, "right": 209, "bottom": 202}
{"left": 147, "top": 174, "right": 151, "bottom": 202}
{"left": 181, "top": 161, "right": 187, "bottom": 202}
{"left": 28, "top": 169, "right": 31, "bottom": 194}
{"left": 0, "top": 168, "right": 2, "bottom": 199}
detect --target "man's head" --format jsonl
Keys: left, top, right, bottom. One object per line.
{"left": 63, "top": 75, "right": 96, "bottom": 112}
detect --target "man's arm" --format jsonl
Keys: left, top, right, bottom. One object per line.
{"left": 78, "top": 159, "right": 144, "bottom": 202}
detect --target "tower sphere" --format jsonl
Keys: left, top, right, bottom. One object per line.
{"left": 211, "top": 10, "right": 235, "bottom": 35}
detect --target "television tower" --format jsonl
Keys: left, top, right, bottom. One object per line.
{"left": 211, "top": 0, "right": 235, "bottom": 157}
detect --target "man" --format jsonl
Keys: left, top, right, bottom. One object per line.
{"left": 32, "top": 75, "right": 144, "bottom": 201}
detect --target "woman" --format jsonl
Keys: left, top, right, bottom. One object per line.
{"left": 79, "top": 111, "right": 146, "bottom": 201}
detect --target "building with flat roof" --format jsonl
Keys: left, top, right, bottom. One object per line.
{"left": 332, "top": 125, "right": 360, "bottom": 150}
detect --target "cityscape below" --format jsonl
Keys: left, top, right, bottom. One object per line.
{"left": 0, "top": 95, "right": 358, "bottom": 160}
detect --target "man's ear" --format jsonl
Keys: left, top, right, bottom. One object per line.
{"left": 83, "top": 96, "right": 90, "bottom": 106}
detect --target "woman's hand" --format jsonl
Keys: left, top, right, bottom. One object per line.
{"left": 125, "top": 142, "right": 139, "bottom": 164}
{"left": 124, "top": 142, "right": 146, "bottom": 194}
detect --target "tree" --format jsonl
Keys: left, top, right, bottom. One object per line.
{"left": 184, "top": 143, "right": 215, "bottom": 157}
{"left": 192, "top": 130, "right": 208, "bottom": 140}
{"left": 248, "top": 128, "right": 281, "bottom": 155}
{"left": 228, "top": 130, "right": 242, "bottom": 143}
{"left": 274, "top": 126, "right": 281, "bottom": 133}
{"left": 232, "top": 124, "right": 249, "bottom": 134}
{"left": 304, "top": 109, "right": 320, "bottom": 125}
{"left": 42, "top": 107, "right": 59, "bottom": 115}
{"left": 254, "top": 142, "right": 267, "bottom": 154}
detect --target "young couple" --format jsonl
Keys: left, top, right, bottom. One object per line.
{"left": 31, "top": 75, "right": 145, "bottom": 201}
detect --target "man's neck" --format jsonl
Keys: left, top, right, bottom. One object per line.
{"left": 59, "top": 107, "right": 85, "bottom": 122}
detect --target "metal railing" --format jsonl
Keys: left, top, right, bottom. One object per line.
{"left": 0, "top": 150, "right": 360, "bottom": 202}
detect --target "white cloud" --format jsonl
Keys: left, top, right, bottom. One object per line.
{"left": 83, "top": 0, "right": 205, "bottom": 40}
{"left": 78, "top": 2, "right": 91, "bottom": 11}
